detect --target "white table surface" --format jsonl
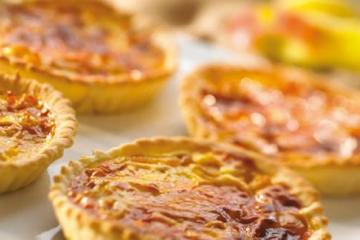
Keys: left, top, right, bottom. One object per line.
{"left": 0, "top": 35, "right": 359, "bottom": 240}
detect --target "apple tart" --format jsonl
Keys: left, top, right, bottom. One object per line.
{"left": 49, "top": 137, "right": 330, "bottom": 240}
{"left": 181, "top": 64, "right": 360, "bottom": 196}
{"left": 0, "top": 0, "right": 176, "bottom": 114}
{"left": 0, "top": 74, "right": 76, "bottom": 194}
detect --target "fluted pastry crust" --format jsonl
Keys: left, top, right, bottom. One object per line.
{"left": 0, "top": 0, "right": 176, "bottom": 114}
{"left": 180, "top": 64, "right": 360, "bottom": 195}
{"left": 49, "top": 137, "right": 330, "bottom": 240}
{"left": 0, "top": 74, "right": 77, "bottom": 194}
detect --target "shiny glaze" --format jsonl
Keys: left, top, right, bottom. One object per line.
{"left": 68, "top": 152, "right": 309, "bottom": 239}
{"left": 0, "top": 91, "right": 54, "bottom": 161}
{"left": 199, "top": 70, "right": 360, "bottom": 162}
{"left": 0, "top": 1, "right": 165, "bottom": 80}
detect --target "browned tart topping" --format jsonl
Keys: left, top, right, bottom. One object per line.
{"left": 0, "top": 0, "right": 165, "bottom": 81}
{"left": 67, "top": 151, "right": 310, "bottom": 239}
{"left": 198, "top": 69, "right": 360, "bottom": 162}
{"left": 0, "top": 91, "right": 54, "bottom": 161}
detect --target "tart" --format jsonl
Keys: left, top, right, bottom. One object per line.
{"left": 181, "top": 64, "right": 360, "bottom": 196}
{"left": 191, "top": 0, "right": 360, "bottom": 72}
{"left": 0, "top": 0, "right": 176, "bottom": 114}
{"left": 50, "top": 137, "right": 330, "bottom": 240}
{"left": 0, "top": 74, "right": 76, "bottom": 194}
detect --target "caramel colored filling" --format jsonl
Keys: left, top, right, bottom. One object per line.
{"left": 0, "top": 1, "right": 165, "bottom": 80}
{"left": 0, "top": 91, "right": 54, "bottom": 161}
{"left": 199, "top": 71, "right": 360, "bottom": 161}
{"left": 68, "top": 152, "right": 310, "bottom": 239}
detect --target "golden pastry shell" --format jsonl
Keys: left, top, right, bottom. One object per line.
{"left": 49, "top": 137, "right": 330, "bottom": 240}
{"left": 0, "top": 74, "right": 77, "bottom": 194}
{"left": 180, "top": 63, "right": 360, "bottom": 196}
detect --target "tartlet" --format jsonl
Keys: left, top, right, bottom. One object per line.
{"left": 0, "top": 74, "right": 76, "bottom": 194}
{"left": 0, "top": 0, "right": 176, "bottom": 114}
{"left": 49, "top": 137, "right": 330, "bottom": 240}
{"left": 181, "top": 64, "right": 360, "bottom": 196}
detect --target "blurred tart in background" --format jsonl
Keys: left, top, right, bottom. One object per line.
{"left": 0, "top": 74, "right": 76, "bottom": 194}
{"left": 50, "top": 137, "right": 330, "bottom": 240}
{"left": 0, "top": 0, "right": 176, "bottom": 114}
{"left": 192, "top": 0, "right": 360, "bottom": 72}
{"left": 181, "top": 64, "right": 360, "bottom": 196}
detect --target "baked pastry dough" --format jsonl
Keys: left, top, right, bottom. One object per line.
{"left": 0, "top": 74, "right": 76, "bottom": 194}
{"left": 0, "top": 0, "right": 176, "bottom": 114}
{"left": 49, "top": 137, "right": 330, "bottom": 239}
{"left": 191, "top": 0, "right": 360, "bottom": 72}
{"left": 181, "top": 64, "right": 360, "bottom": 196}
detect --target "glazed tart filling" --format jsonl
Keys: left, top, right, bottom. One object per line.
{"left": 0, "top": 1, "right": 165, "bottom": 81}
{"left": 67, "top": 152, "right": 310, "bottom": 239}
{"left": 0, "top": 91, "right": 54, "bottom": 161}
{"left": 198, "top": 69, "right": 360, "bottom": 161}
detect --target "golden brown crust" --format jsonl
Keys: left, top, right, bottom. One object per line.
{"left": 49, "top": 137, "right": 330, "bottom": 240}
{"left": 0, "top": 74, "right": 77, "bottom": 193}
{"left": 0, "top": 0, "right": 177, "bottom": 114}
{"left": 180, "top": 64, "right": 360, "bottom": 195}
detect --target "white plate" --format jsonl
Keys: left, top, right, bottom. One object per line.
{"left": 0, "top": 35, "right": 359, "bottom": 240}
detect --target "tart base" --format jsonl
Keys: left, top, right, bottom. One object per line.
{"left": 0, "top": 60, "right": 170, "bottom": 114}
{"left": 295, "top": 165, "right": 360, "bottom": 196}
{"left": 0, "top": 151, "right": 54, "bottom": 194}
